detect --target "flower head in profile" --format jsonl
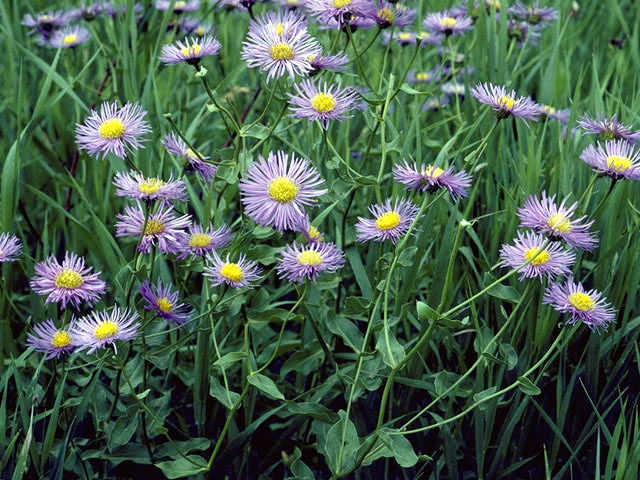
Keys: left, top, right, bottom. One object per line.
{"left": 507, "top": 19, "right": 542, "bottom": 45}
{"left": 281, "top": 0, "right": 306, "bottom": 8}
{"left": 239, "top": 151, "right": 327, "bottom": 231}
{"left": 75, "top": 101, "right": 151, "bottom": 160}
{"left": 580, "top": 140, "right": 640, "bottom": 181}
{"left": 26, "top": 319, "right": 76, "bottom": 359}
{"left": 48, "top": 26, "right": 90, "bottom": 48}
{"left": 306, "top": 0, "right": 368, "bottom": 26}
{"left": 72, "top": 307, "right": 139, "bottom": 354}
{"left": 162, "top": 133, "right": 216, "bottom": 181}
{"left": 204, "top": 252, "right": 262, "bottom": 288}
{"left": 288, "top": 79, "right": 358, "bottom": 130}
{"left": 139, "top": 279, "right": 191, "bottom": 325}
{"left": 22, "top": 10, "right": 70, "bottom": 32}
{"left": 155, "top": 0, "right": 200, "bottom": 12}
{"left": 182, "top": 18, "right": 214, "bottom": 37}
{"left": 471, "top": 83, "right": 539, "bottom": 121}
{"left": 241, "top": 11, "right": 320, "bottom": 81}
{"left": 577, "top": 114, "right": 640, "bottom": 144}
{"left": 407, "top": 69, "right": 439, "bottom": 84}
{"left": 363, "top": 1, "right": 417, "bottom": 29}
{"left": 517, "top": 191, "right": 598, "bottom": 251}
{"left": 510, "top": 1, "right": 558, "bottom": 26}
{"left": 0, "top": 233, "right": 22, "bottom": 262}
{"left": 113, "top": 171, "right": 187, "bottom": 202}
{"left": 537, "top": 104, "right": 569, "bottom": 124}
{"left": 499, "top": 231, "right": 575, "bottom": 280}
{"left": 160, "top": 36, "right": 221, "bottom": 66}
{"left": 294, "top": 213, "right": 323, "bottom": 243}
{"left": 392, "top": 161, "right": 472, "bottom": 201}
{"left": 276, "top": 241, "right": 345, "bottom": 283}
{"left": 30, "top": 252, "right": 106, "bottom": 309}
{"left": 441, "top": 81, "right": 466, "bottom": 99}
{"left": 178, "top": 222, "right": 233, "bottom": 259}
{"left": 115, "top": 203, "right": 191, "bottom": 254}
{"left": 423, "top": 10, "right": 473, "bottom": 36}
{"left": 308, "top": 52, "right": 348, "bottom": 75}
{"left": 356, "top": 198, "right": 420, "bottom": 243}
{"left": 543, "top": 279, "right": 616, "bottom": 331}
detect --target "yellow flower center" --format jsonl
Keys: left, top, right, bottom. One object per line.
{"left": 308, "top": 54, "right": 316, "bottom": 62}
{"left": 175, "top": 1, "right": 186, "bottom": 8}
{"left": 138, "top": 178, "right": 165, "bottom": 195}
{"left": 189, "top": 233, "right": 212, "bottom": 248}
{"left": 499, "top": 95, "right": 515, "bottom": 110}
{"left": 376, "top": 211, "right": 401, "bottom": 231}
{"left": 488, "top": 0, "right": 501, "bottom": 9}
{"left": 546, "top": 213, "right": 572, "bottom": 234}
{"left": 422, "top": 165, "right": 444, "bottom": 178}
{"left": 220, "top": 262, "right": 244, "bottom": 282}
{"left": 311, "top": 93, "right": 336, "bottom": 113}
{"left": 297, "top": 250, "right": 323, "bottom": 266}
{"left": 308, "top": 226, "right": 321, "bottom": 240}
{"left": 568, "top": 292, "right": 596, "bottom": 312}
{"left": 334, "top": 0, "right": 351, "bottom": 8}
{"left": 377, "top": 8, "right": 394, "bottom": 22}
{"left": 419, "top": 31, "right": 431, "bottom": 38}
{"left": 399, "top": 32, "right": 412, "bottom": 41}
{"left": 63, "top": 34, "right": 77, "bottom": 45}
{"left": 196, "top": 26, "right": 205, "bottom": 36}
{"left": 144, "top": 220, "right": 165, "bottom": 235}
{"left": 157, "top": 297, "right": 173, "bottom": 313}
{"left": 94, "top": 320, "right": 118, "bottom": 340}
{"left": 268, "top": 176, "right": 298, "bottom": 203}
{"left": 440, "top": 17, "right": 457, "bottom": 28}
{"left": 275, "top": 23, "right": 284, "bottom": 36}
{"left": 54, "top": 269, "right": 84, "bottom": 289}
{"left": 51, "top": 331, "right": 72, "bottom": 348}
{"left": 543, "top": 105, "right": 556, "bottom": 115}
{"left": 98, "top": 118, "right": 126, "bottom": 139}
{"left": 269, "top": 42, "right": 294, "bottom": 61}
{"left": 181, "top": 43, "right": 201, "bottom": 57}
{"left": 523, "top": 247, "right": 551, "bottom": 266}
{"left": 606, "top": 155, "right": 631, "bottom": 172}
{"left": 40, "top": 15, "right": 54, "bottom": 22}
{"left": 416, "top": 72, "right": 430, "bottom": 81}
{"left": 185, "top": 148, "right": 201, "bottom": 159}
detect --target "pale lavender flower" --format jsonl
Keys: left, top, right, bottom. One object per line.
{"left": 422, "top": 96, "right": 449, "bottom": 111}
{"left": 580, "top": 140, "right": 640, "bottom": 181}
{"left": 537, "top": 104, "right": 570, "bottom": 124}
{"left": 510, "top": 1, "right": 558, "bottom": 25}
{"left": 288, "top": 79, "right": 358, "bottom": 130}
{"left": 75, "top": 101, "right": 151, "bottom": 160}
{"left": 577, "top": 114, "right": 640, "bottom": 144}
{"left": 104, "top": 2, "right": 143, "bottom": 17}
{"left": 67, "top": 3, "right": 103, "bottom": 21}
{"left": 177, "top": 223, "right": 233, "bottom": 259}
{"left": 294, "top": 213, "right": 324, "bottom": 243}
{"left": 160, "top": 36, "right": 221, "bottom": 66}
{"left": 471, "top": 82, "right": 540, "bottom": 121}
{"left": 113, "top": 171, "right": 187, "bottom": 202}
{"left": 392, "top": 161, "right": 472, "bottom": 201}
{"left": 115, "top": 203, "right": 191, "bottom": 254}
{"left": 451, "top": 0, "right": 503, "bottom": 17}
{"left": 309, "top": 52, "right": 349, "bottom": 75}
{"left": 139, "top": 279, "right": 191, "bottom": 324}
{"left": 72, "top": 307, "right": 139, "bottom": 354}
{"left": 48, "top": 26, "right": 90, "bottom": 48}
{"left": 204, "top": 252, "right": 262, "bottom": 288}
{"left": 355, "top": 198, "right": 420, "bottom": 243}
{"left": 182, "top": 18, "right": 214, "bottom": 37}
{"left": 363, "top": 1, "right": 417, "bottom": 29}
{"left": 407, "top": 69, "right": 439, "bottom": 84}
{"left": 276, "top": 241, "right": 345, "bottom": 283}
{"left": 248, "top": 9, "right": 308, "bottom": 36}
{"left": 218, "top": 0, "right": 242, "bottom": 10}
{"left": 22, "top": 10, "right": 70, "bottom": 31}
{"left": 517, "top": 191, "right": 598, "bottom": 251}
{"left": 155, "top": 0, "right": 200, "bottom": 12}
{"left": 423, "top": 10, "right": 473, "bottom": 36}
{"left": 30, "top": 252, "right": 107, "bottom": 309}
{"left": 543, "top": 279, "right": 616, "bottom": 331}
{"left": 383, "top": 31, "right": 417, "bottom": 46}
{"left": 241, "top": 12, "right": 321, "bottom": 81}
{"left": 306, "top": 0, "right": 369, "bottom": 26}
{"left": 417, "top": 30, "right": 443, "bottom": 46}
{"left": 161, "top": 132, "right": 216, "bottom": 181}
{"left": 507, "top": 19, "right": 542, "bottom": 45}
{"left": 499, "top": 231, "right": 575, "bottom": 280}
{"left": 26, "top": 319, "right": 76, "bottom": 359}
{"left": 239, "top": 151, "right": 327, "bottom": 231}
{"left": 281, "top": 0, "right": 306, "bottom": 8}
{"left": 0, "top": 233, "right": 22, "bottom": 262}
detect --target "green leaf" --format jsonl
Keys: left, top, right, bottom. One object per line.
{"left": 499, "top": 342, "right": 518, "bottom": 370}
{"left": 482, "top": 352, "right": 507, "bottom": 365}
{"left": 375, "top": 330, "right": 406, "bottom": 368}
{"left": 517, "top": 376, "right": 541, "bottom": 396}
{"left": 326, "top": 314, "right": 364, "bottom": 353}
{"left": 285, "top": 401, "right": 339, "bottom": 423}
{"left": 397, "top": 247, "right": 418, "bottom": 267}
{"left": 240, "top": 123, "right": 269, "bottom": 139}
{"left": 247, "top": 373, "right": 285, "bottom": 400}
{"left": 209, "top": 376, "right": 240, "bottom": 409}
{"left": 155, "top": 455, "right": 207, "bottom": 479}
{"left": 473, "top": 386, "right": 499, "bottom": 411}
{"left": 287, "top": 447, "right": 315, "bottom": 479}
{"left": 379, "top": 429, "right": 419, "bottom": 468}
{"left": 214, "top": 351, "right": 246, "bottom": 368}
{"left": 416, "top": 301, "right": 439, "bottom": 323}
{"left": 346, "top": 247, "right": 373, "bottom": 300}
{"left": 107, "top": 415, "right": 139, "bottom": 449}
{"left": 324, "top": 410, "right": 360, "bottom": 474}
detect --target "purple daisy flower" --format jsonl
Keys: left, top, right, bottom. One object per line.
{"left": 576, "top": 114, "right": 640, "bottom": 144}
{"left": 177, "top": 222, "right": 233, "bottom": 259}
{"left": 499, "top": 231, "right": 576, "bottom": 280}
{"left": 537, "top": 104, "right": 570, "bottom": 124}
{"left": 248, "top": 9, "right": 308, "bottom": 35}
{"left": 288, "top": 79, "right": 358, "bottom": 130}
{"left": 441, "top": 81, "right": 466, "bottom": 99}
{"left": 306, "top": 0, "right": 368, "bottom": 26}
{"left": 104, "top": 2, "right": 143, "bottom": 17}
{"left": 423, "top": 10, "right": 473, "bottom": 36}
{"left": 26, "top": 319, "right": 76, "bottom": 360}
{"left": 309, "top": 52, "right": 348, "bottom": 75}
{"left": 417, "top": 30, "right": 443, "bottom": 46}
{"left": 422, "top": 96, "right": 449, "bottom": 111}
{"left": 48, "top": 26, "right": 90, "bottom": 48}
{"left": 383, "top": 31, "right": 416, "bottom": 46}
{"left": 160, "top": 35, "right": 220, "bottom": 66}
{"left": 241, "top": 12, "right": 320, "bottom": 81}
{"left": 30, "top": 252, "right": 107, "bottom": 310}
{"left": 239, "top": 151, "right": 327, "bottom": 231}
{"left": 0, "top": 233, "right": 22, "bottom": 262}
{"left": 139, "top": 279, "right": 191, "bottom": 325}
{"left": 281, "top": 0, "right": 306, "bottom": 8}
{"left": 155, "top": 0, "right": 200, "bottom": 12}
{"left": 392, "top": 161, "right": 472, "bottom": 201}
{"left": 161, "top": 133, "right": 216, "bottom": 181}
{"left": 75, "top": 101, "right": 151, "bottom": 160}
{"left": 510, "top": 1, "right": 558, "bottom": 25}
{"left": 517, "top": 192, "right": 598, "bottom": 251}
{"left": 507, "top": 19, "right": 542, "bottom": 45}
{"left": 204, "top": 252, "right": 262, "bottom": 288}
{"left": 470, "top": 82, "right": 540, "bottom": 121}
{"left": 580, "top": 140, "right": 640, "bottom": 181}
{"left": 72, "top": 307, "right": 139, "bottom": 354}
{"left": 181, "top": 18, "right": 214, "bottom": 36}
{"left": 363, "top": 1, "right": 417, "bottom": 29}
{"left": 113, "top": 170, "right": 187, "bottom": 202}
{"left": 294, "top": 213, "right": 324, "bottom": 243}
{"left": 276, "top": 241, "right": 345, "bottom": 283}
{"left": 67, "top": 3, "right": 103, "bottom": 21}
{"left": 407, "top": 69, "right": 439, "bottom": 84}
{"left": 115, "top": 203, "right": 191, "bottom": 254}
{"left": 356, "top": 198, "right": 420, "bottom": 243}
{"left": 543, "top": 279, "right": 616, "bottom": 331}
{"left": 22, "top": 10, "right": 70, "bottom": 32}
